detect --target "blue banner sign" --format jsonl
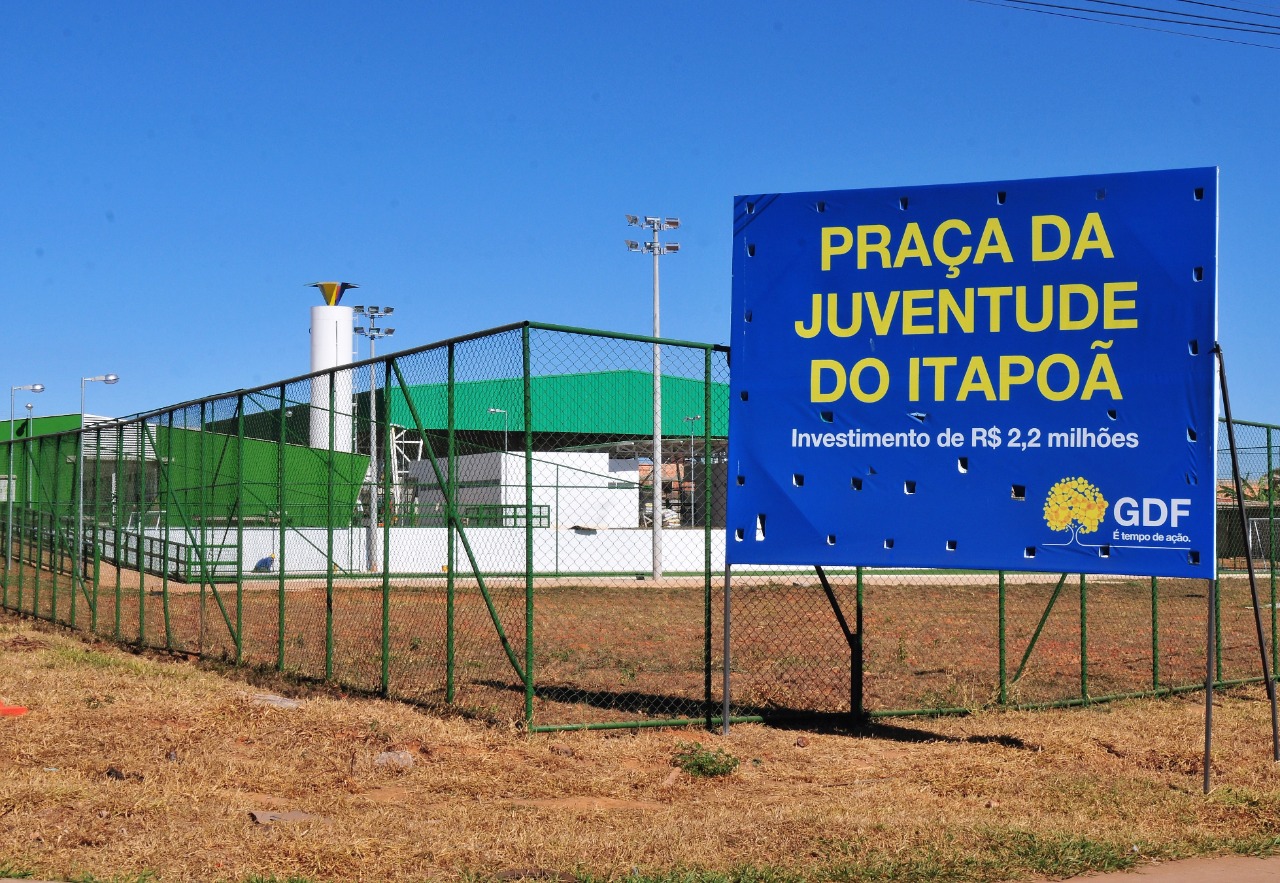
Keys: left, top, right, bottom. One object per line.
{"left": 726, "top": 168, "right": 1218, "bottom": 577}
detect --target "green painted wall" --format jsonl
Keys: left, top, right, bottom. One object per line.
{"left": 3, "top": 423, "right": 368, "bottom": 529}
{"left": 387, "top": 371, "right": 729, "bottom": 436}
{"left": 0, "top": 414, "right": 82, "bottom": 442}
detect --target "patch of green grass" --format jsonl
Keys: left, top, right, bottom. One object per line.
{"left": 672, "top": 741, "right": 739, "bottom": 778}
{"left": 46, "top": 645, "right": 157, "bottom": 676}
{"left": 577, "top": 831, "right": 1149, "bottom": 883}
{"left": 1225, "top": 834, "right": 1280, "bottom": 857}
{"left": 66, "top": 871, "right": 159, "bottom": 883}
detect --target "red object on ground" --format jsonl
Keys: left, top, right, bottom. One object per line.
{"left": 0, "top": 705, "right": 28, "bottom": 716}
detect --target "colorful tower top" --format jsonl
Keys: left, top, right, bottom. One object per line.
{"left": 308, "top": 281, "right": 359, "bottom": 306}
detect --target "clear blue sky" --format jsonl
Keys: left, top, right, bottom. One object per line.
{"left": 3, "top": 1, "right": 1277, "bottom": 421}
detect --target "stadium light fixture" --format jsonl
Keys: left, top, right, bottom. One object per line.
{"left": 625, "top": 212, "right": 683, "bottom": 578}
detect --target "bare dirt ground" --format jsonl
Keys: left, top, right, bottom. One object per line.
{"left": 2, "top": 610, "right": 1280, "bottom": 883}
{"left": 5, "top": 559, "right": 1257, "bottom": 732}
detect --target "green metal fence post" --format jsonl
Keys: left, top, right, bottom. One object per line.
{"left": 91, "top": 428, "right": 103, "bottom": 633}
{"left": 855, "top": 565, "right": 865, "bottom": 718}
{"left": 235, "top": 394, "right": 245, "bottom": 664}
{"left": 998, "top": 571, "right": 1007, "bottom": 705}
{"left": 69, "top": 432, "right": 80, "bottom": 628}
{"left": 277, "top": 384, "right": 288, "bottom": 671}
{"left": 11, "top": 443, "right": 19, "bottom": 604}
{"left": 16, "top": 441, "right": 29, "bottom": 613}
{"left": 161, "top": 413, "right": 175, "bottom": 649}
{"left": 32, "top": 440, "right": 43, "bottom": 619}
{"left": 137, "top": 422, "right": 146, "bottom": 645}
{"left": 50, "top": 434, "right": 63, "bottom": 623}
{"left": 703, "top": 346, "right": 713, "bottom": 728}
{"left": 1215, "top": 576, "right": 1223, "bottom": 682}
{"left": 381, "top": 359, "right": 393, "bottom": 698}
{"left": 1151, "top": 575, "right": 1160, "bottom": 691}
{"left": 198, "top": 402, "right": 207, "bottom": 655}
{"left": 446, "top": 342, "right": 457, "bottom": 704}
{"left": 1080, "top": 574, "right": 1089, "bottom": 701}
{"left": 326, "top": 370, "right": 336, "bottom": 681}
{"left": 20, "top": 438, "right": 29, "bottom": 609}
{"left": 114, "top": 425, "right": 124, "bottom": 638}
{"left": 523, "top": 326, "right": 535, "bottom": 727}
{"left": 1270, "top": 425, "right": 1277, "bottom": 678}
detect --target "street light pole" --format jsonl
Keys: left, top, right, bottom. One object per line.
{"left": 7, "top": 383, "right": 44, "bottom": 583}
{"left": 683, "top": 414, "right": 701, "bottom": 527}
{"left": 487, "top": 407, "right": 509, "bottom": 453}
{"left": 626, "top": 215, "right": 680, "bottom": 579}
{"left": 78, "top": 374, "right": 119, "bottom": 593}
{"left": 353, "top": 305, "right": 396, "bottom": 572}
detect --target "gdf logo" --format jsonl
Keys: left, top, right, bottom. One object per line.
{"left": 1113, "top": 497, "right": 1191, "bottom": 528}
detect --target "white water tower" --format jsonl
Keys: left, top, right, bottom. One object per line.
{"left": 307, "top": 281, "right": 357, "bottom": 453}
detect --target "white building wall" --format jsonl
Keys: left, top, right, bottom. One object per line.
{"left": 407, "top": 451, "right": 640, "bottom": 529}
{"left": 121, "top": 525, "right": 725, "bottom": 577}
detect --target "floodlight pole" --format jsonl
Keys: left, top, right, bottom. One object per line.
{"left": 78, "top": 375, "right": 118, "bottom": 595}
{"left": 354, "top": 306, "right": 396, "bottom": 571}
{"left": 7, "top": 383, "right": 44, "bottom": 583}
{"left": 684, "top": 415, "right": 701, "bottom": 526}
{"left": 626, "top": 215, "right": 680, "bottom": 579}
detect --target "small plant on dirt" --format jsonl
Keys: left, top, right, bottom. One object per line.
{"left": 672, "top": 741, "right": 739, "bottom": 777}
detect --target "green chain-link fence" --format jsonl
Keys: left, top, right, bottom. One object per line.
{"left": 0, "top": 322, "right": 1274, "bottom": 730}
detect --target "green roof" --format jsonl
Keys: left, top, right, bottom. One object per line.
{"left": 0, "top": 413, "right": 82, "bottom": 443}
{"left": 387, "top": 370, "right": 729, "bottom": 436}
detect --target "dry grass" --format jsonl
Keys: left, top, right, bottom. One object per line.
{"left": 2, "top": 610, "right": 1280, "bottom": 883}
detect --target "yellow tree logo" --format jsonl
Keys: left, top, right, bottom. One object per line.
{"left": 1044, "top": 477, "right": 1108, "bottom": 540}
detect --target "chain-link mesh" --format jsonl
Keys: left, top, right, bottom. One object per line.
{"left": 1, "top": 323, "right": 1276, "bottom": 730}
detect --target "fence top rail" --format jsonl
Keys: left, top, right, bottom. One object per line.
{"left": 0, "top": 321, "right": 730, "bottom": 444}
{"left": 1220, "top": 417, "right": 1280, "bottom": 431}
